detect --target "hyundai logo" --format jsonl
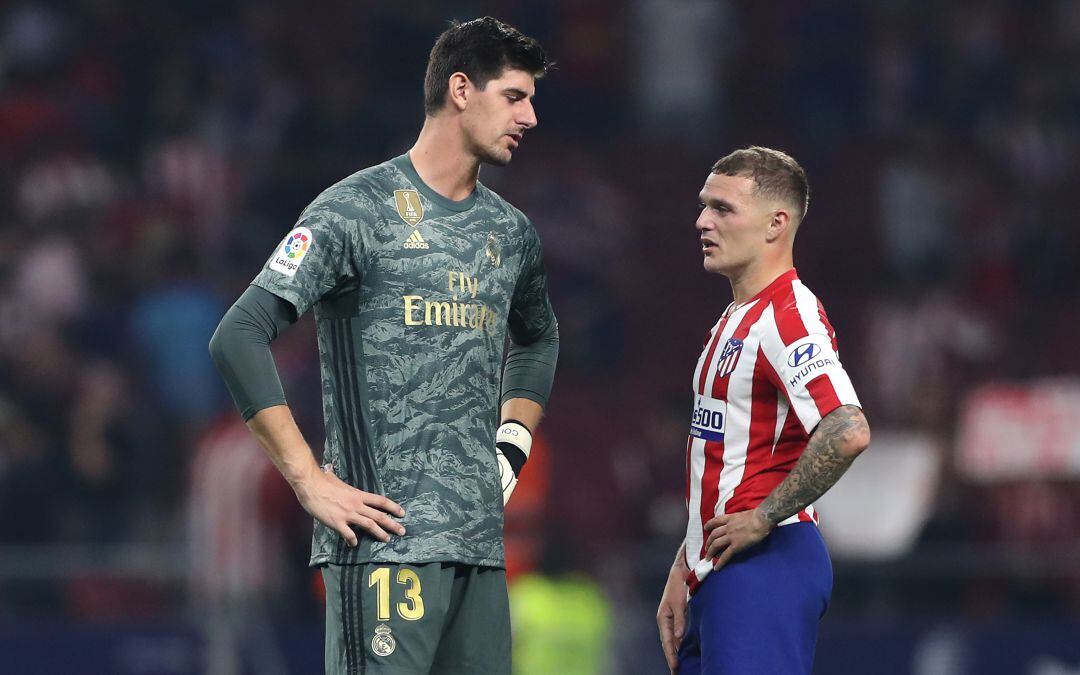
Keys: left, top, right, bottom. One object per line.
{"left": 788, "top": 342, "right": 821, "bottom": 368}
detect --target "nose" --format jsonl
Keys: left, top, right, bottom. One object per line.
{"left": 518, "top": 99, "right": 537, "bottom": 129}
{"left": 696, "top": 211, "right": 712, "bottom": 232}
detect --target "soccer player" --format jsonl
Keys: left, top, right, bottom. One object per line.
{"left": 209, "top": 17, "right": 558, "bottom": 674}
{"left": 655, "top": 147, "right": 871, "bottom": 674}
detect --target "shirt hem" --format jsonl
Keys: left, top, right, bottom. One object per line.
{"left": 309, "top": 552, "right": 505, "bottom": 569}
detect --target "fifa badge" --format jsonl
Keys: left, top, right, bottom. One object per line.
{"left": 371, "top": 623, "right": 396, "bottom": 657}
{"left": 485, "top": 232, "right": 502, "bottom": 268}
{"left": 394, "top": 189, "right": 424, "bottom": 226}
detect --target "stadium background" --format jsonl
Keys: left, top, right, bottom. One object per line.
{"left": 2, "top": 1, "right": 1079, "bottom": 673}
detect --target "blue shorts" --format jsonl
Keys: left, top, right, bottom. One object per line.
{"left": 677, "top": 522, "right": 833, "bottom": 674}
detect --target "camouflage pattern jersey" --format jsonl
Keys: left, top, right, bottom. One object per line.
{"left": 252, "top": 153, "right": 556, "bottom": 569}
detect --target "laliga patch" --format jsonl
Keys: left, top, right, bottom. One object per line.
{"left": 781, "top": 336, "right": 841, "bottom": 391}
{"left": 269, "top": 226, "right": 313, "bottom": 277}
{"left": 690, "top": 395, "right": 726, "bottom": 442}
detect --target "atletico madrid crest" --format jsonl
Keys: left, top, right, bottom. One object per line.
{"left": 715, "top": 338, "right": 744, "bottom": 378}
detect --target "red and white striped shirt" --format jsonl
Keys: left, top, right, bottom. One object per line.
{"left": 684, "top": 269, "right": 861, "bottom": 593}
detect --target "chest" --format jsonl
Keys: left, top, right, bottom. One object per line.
{"left": 692, "top": 308, "right": 772, "bottom": 401}
{"left": 357, "top": 201, "right": 522, "bottom": 309}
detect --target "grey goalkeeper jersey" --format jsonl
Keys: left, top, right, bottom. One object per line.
{"left": 253, "top": 153, "right": 556, "bottom": 568}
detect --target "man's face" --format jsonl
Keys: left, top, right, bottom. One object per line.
{"left": 696, "top": 173, "right": 774, "bottom": 275}
{"left": 461, "top": 68, "right": 537, "bottom": 166}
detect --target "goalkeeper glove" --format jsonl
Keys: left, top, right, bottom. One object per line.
{"left": 496, "top": 420, "right": 532, "bottom": 505}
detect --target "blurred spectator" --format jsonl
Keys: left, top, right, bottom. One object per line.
{"left": 10, "top": 228, "right": 88, "bottom": 330}
{"left": 64, "top": 360, "right": 140, "bottom": 542}
{"left": 128, "top": 238, "right": 226, "bottom": 427}
{"left": 509, "top": 536, "right": 613, "bottom": 675}
{"left": 862, "top": 289, "right": 998, "bottom": 429}
{"left": 0, "top": 395, "right": 54, "bottom": 544}
{"left": 188, "top": 416, "right": 299, "bottom": 675}
{"left": 876, "top": 128, "right": 956, "bottom": 285}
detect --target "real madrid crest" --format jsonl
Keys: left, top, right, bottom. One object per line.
{"left": 371, "top": 623, "right": 396, "bottom": 657}
{"left": 485, "top": 232, "right": 502, "bottom": 268}
{"left": 394, "top": 190, "right": 424, "bottom": 226}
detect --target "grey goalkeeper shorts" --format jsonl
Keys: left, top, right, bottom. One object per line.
{"left": 321, "top": 562, "right": 510, "bottom": 675}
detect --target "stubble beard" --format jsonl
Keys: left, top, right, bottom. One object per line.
{"left": 702, "top": 249, "right": 722, "bottom": 274}
{"left": 478, "top": 141, "right": 512, "bottom": 167}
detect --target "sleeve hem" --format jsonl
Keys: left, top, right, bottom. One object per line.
{"left": 240, "top": 397, "right": 289, "bottom": 422}
{"left": 251, "top": 280, "right": 306, "bottom": 316}
{"left": 500, "top": 389, "right": 547, "bottom": 409}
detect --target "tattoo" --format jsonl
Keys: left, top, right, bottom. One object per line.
{"left": 757, "top": 405, "right": 869, "bottom": 526}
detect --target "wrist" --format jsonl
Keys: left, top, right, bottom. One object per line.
{"left": 496, "top": 420, "right": 532, "bottom": 505}
{"left": 284, "top": 456, "right": 321, "bottom": 492}
{"left": 671, "top": 547, "right": 689, "bottom": 574}
{"left": 752, "top": 506, "right": 777, "bottom": 530}
{"left": 496, "top": 420, "right": 532, "bottom": 473}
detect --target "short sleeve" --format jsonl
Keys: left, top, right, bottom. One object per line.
{"left": 252, "top": 201, "right": 362, "bottom": 316}
{"left": 507, "top": 219, "right": 556, "bottom": 343}
{"left": 759, "top": 292, "right": 861, "bottom": 435}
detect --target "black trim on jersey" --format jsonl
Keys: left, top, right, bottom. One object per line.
{"left": 328, "top": 318, "right": 384, "bottom": 564}
{"left": 338, "top": 320, "right": 376, "bottom": 563}
{"left": 344, "top": 319, "right": 382, "bottom": 515}
{"left": 335, "top": 320, "right": 365, "bottom": 564}
{"left": 356, "top": 564, "right": 368, "bottom": 673}
{"left": 330, "top": 320, "right": 365, "bottom": 560}
{"left": 328, "top": 322, "right": 356, "bottom": 561}
{"left": 341, "top": 565, "right": 356, "bottom": 674}
{"left": 345, "top": 317, "right": 384, "bottom": 507}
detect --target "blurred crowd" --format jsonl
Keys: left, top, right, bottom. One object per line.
{"left": 2, "top": 0, "right": 1079, "bottom": 654}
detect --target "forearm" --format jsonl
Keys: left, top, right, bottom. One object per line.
{"left": 247, "top": 404, "right": 320, "bottom": 487}
{"left": 248, "top": 404, "right": 405, "bottom": 546}
{"left": 500, "top": 321, "right": 559, "bottom": 408}
{"left": 500, "top": 398, "right": 543, "bottom": 430}
{"left": 495, "top": 357, "right": 552, "bottom": 505}
{"left": 755, "top": 404, "right": 871, "bottom": 526}
{"left": 672, "top": 540, "right": 688, "bottom": 571}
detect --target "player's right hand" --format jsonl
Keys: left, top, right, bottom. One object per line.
{"left": 657, "top": 562, "right": 689, "bottom": 674}
{"left": 292, "top": 465, "right": 405, "bottom": 547}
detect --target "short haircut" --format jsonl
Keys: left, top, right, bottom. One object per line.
{"left": 712, "top": 146, "right": 809, "bottom": 222}
{"left": 423, "top": 17, "right": 550, "bottom": 116}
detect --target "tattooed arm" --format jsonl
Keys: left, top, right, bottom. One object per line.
{"left": 703, "top": 405, "right": 871, "bottom": 569}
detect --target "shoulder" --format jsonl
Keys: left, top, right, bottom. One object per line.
{"left": 477, "top": 183, "right": 533, "bottom": 236}
{"left": 764, "top": 277, "right": 832, "bottom": 346}
{"left": 301, "top": 161, "right": 399, "bottom": 224}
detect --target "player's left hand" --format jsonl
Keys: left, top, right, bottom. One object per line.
{"left": 703, "top": 508, "right": 774, "bottom": 571}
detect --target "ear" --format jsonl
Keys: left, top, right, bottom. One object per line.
{"left": 447, "top": 72, "right": 472, "bottom": 112}
{"left": 765, "top": 208, "right": 792, "bottom": 243}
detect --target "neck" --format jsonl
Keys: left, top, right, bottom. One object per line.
{"left": 409, "top": 116, "right": 481, "bottom": 202}
{"left": 727, "top": 253, "right": 794, "bottom": 306}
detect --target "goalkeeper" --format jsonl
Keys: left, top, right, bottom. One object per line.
{"left": 209, "top": 17, "right": 557, "bottom": 675}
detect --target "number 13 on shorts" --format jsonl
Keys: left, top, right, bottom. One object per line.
{"left": 368, "top": 566, "right": 426, "bottom": 621}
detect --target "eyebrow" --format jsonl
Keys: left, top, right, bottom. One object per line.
{"left": 699, "top": 193, "right": 734, "bottom": 211}
{"left": 502, "top": 87, "right": 532, "bottom": 99}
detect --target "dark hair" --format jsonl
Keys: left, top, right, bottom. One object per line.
{"left": 423, "top": 17, "right": 550, "bottom": 116}
{"left": 712, "top": 146, "right": 809, "bottom": 222}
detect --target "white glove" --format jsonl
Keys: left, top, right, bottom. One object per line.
{"left": 496, "top": 420, "right": 532, "bottom": 505}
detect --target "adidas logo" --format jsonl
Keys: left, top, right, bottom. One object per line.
{"left": 403, "top": 230, "right": 429, "bottom": 249}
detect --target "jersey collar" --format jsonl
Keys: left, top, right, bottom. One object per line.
{"left": 392, "top": 153, "right": 478, "bottom": 213}
{"left": 726, "top": 268, "right": 799, "bottom": 317}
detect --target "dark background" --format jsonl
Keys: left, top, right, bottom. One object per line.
{"left": 1, "top": 1, "right": 1078, "bottom": 673}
